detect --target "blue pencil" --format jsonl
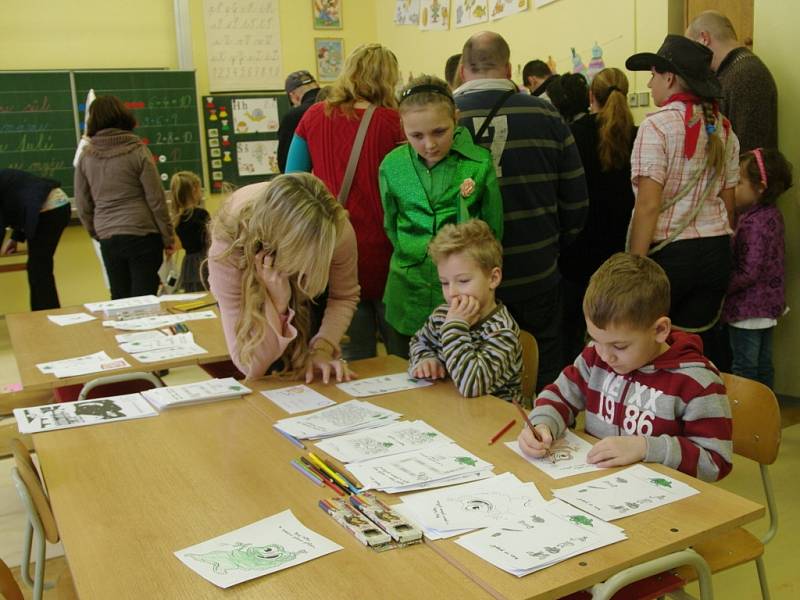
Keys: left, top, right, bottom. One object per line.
{"left": 291, "top": 459, "right": 323, "bottom": 487}
{"left": 273, "top": 426, "right": 306, "bottom": 449}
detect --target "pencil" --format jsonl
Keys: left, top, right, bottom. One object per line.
{"left": 488, "top": 419, "right": 516, "bottom": 445}
{"left": 301, "top": 457, "right": 350, "bottom": 496}
{"left": 321, "top": 456, "right": 361, "bottom": 493}
{"left": 290, "top": 460, "right": 323, "bottom": 487}
{"left": 273, "top": 426, "right": 306, "bottom": 449}
{"left": 308, "top": 452, "right": 352, "bottom": 491}
{"left": 511, "top": 398, "right": 542, "bottom": 442}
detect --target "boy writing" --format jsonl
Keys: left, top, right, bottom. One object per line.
{"left": 518, "top": 253, "right": 733, "bottom": 481}
{"left": 409, "top": 219, "right": 523, "bottom": 403}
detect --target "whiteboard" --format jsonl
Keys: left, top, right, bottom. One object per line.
{"left": 203, "top": 0, "right": 283, "bottom": 92}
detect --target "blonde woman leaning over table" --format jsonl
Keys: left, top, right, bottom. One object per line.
{"left": 207, "top": 173, "right": 359, "bottom": 383}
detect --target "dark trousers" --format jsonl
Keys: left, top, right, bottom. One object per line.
{"left": 560, "top": 277, "right": 589, "bottom": 366}
{"left": 504, "top": 284, "right": 563, "bottom": 393}
{"left": 650, "top": 236, "right": 732, "bottom": 364}
{"left": 27, "top": 203, "right": 70, "bottom": 311}
{"left": 729, "top": 326, "right": 774, "bottom": 388}
{"left": 341, "top": 299, "right": 410, "bottom": 360}
{"left": 99, "top": 233, "right": 163, "bottom": 300}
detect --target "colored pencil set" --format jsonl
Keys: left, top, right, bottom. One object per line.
{"left": 290, "top": 452, "right": 361, "bottom": 496}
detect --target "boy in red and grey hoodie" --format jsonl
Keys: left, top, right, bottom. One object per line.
{"left": 518, "top": 253, "right": 732, "bottom": 482}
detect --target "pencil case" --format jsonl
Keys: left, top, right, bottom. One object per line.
{"left": 349, "top": 493, "right": 423, "bottom": 545}
{"left": 319, "top": 497, "right": 394, "bottom": 551}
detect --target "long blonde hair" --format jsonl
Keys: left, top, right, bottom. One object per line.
{"left": 169, "top": 171, "right": 202, "bottom": 226}
{"left": 210, "top": 173, "right": 346, "bottom": 373}
{"left": 324, "top": 43, "right": 400, "bottom": 117}
{"left": 591, "top": 68, "right": 634, "bottom": 172}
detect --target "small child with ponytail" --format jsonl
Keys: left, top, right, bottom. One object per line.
{"left": 170, "top": 171, "right": 210, "bottom": 291}
{"left": 722, "top": 149, "right": 792, "bottom": 388}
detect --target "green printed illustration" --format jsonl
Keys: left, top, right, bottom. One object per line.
{"left": 650, "top": 478, "right": 673, "bottom": 489}
{"left": 455, "top": 456, "right": 478, "bottom": 467}
{"left": 187, "top": 543, "right": 304, "bottom": 574}
{"left": 569, "top": 515, "right": 594, "bottom": 527}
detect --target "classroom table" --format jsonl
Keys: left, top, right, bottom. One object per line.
{"left": 32, "top": 356, "right": 764, "bottom": 599}
{"left": 6, "top": 302, "right": 230, "bottom": 392}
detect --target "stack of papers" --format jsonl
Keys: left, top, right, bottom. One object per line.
{"left": 141, "top": 378, "right": 251, "bottom": 411}
{"left": 455, "top": 498, "right": 627, "bottom": 577}
{"left": 36, "top": 351, "right": 130, "bottom": 378}
{"left": 346, "top": 443, "right": 494, "bottom": 493}
{"left": 506, "top": 430, "right": 603, "bottom": 479}
{"left": 393, "top": 472, "right": 545, "bottom": 539}
{"left": 335, "top": 373, "right": 433, "bottom": 397}
{"left": 14, "top": 393, "right": 158, "bottom": 434}
{"left": 552, "top": 464, "right": 699, "bottom": 521}
{"left": 273, "top": 400, "right": 402, "bottom": 440}
{"left": 261, "top": 384, "right": 336, "bottom": 414}
{"left": 85, "top": 294, "right": 161, "bottom": 319}
{"left": 314, "top": 420, "right": 454, "bottom": 463}
{"left": 119, "top": 331, "right": 208, "bottom": 363}
{"left": 102, "top": 310, "right": 217, "bottom": 331}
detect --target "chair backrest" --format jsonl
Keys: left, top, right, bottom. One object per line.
{"left": 0, "top": 558, "right": 23, "bottom": 600}
{"left": 78, "top": 371, "right": 164, "bottom": 401}
{"left": 519, "top": 330, "right": 539, "bottom": 406}
{"left": 10, "top": 438, "right": 60, "bottom": 544}
{"left": 722, "top": 373, "right": 781, "bottom": 465}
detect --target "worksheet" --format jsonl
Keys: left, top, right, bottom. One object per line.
{"left": 102, "top": 310, "right": 217, "bottom": 331}
{"left": 129, "top": 343, "right": 208, "bottom": 363}
{"left": 119, "top": 332, "right": 197, "bottom": 354}
{"left": 85, "top": 295, "right": 160, "bottom": 312}
{"left": 46, "top": 312, "right": 96, "bottom": 326}
{"left": 142, "top": 378, "right": 251, "bottom": 410}
{"left": 157, "top": 292, "right": 209, "bottom": 302}
{"left": 506, "top": 430, "right": 603, "bottom": 479}
{"left": 175, "top": 510, "right": 342, "bottom": 589}
{"left": 274, "top": 400, "right": 402, "bottom": 440}
{"left": 335, "top": 373, "right": 433, "bottom": 397}
{"left": 14, "top": 393, "right": 157, "bottom": 434}
{"left": 261, "top": 385, "right": 336, "bottom": 414}
{"left": 35, "top": 351, "right": 130, "bottom": 378}
{"left": 552, "top": 464, "right": 699, "bottom": 521}
{"left": 114, "top": 330, "right": 168, "bottom": 344}
{"left": 314, "top": 420, "right": 454, "bottom": 463}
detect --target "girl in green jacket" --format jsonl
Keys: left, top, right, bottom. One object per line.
{"left": 379, "top": 75, "right": 503, "bottom": 356}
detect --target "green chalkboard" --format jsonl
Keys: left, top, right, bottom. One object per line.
{"left": 0, "top": 71, "right": 78, "bottom": 196}
{"left": 75, "top": 70, "right": 203, "bottom": 189}
{"left": 201, "top": 92, "right": 290, "bottom": 192}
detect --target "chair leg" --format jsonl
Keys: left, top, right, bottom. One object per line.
{"left": 755, "top": 556, "right": 771, "bottom": 600}
{"left": 19, "top": 521, "right": 34, "bottom": 590}
{"left": 11, "top": 469, "right": 56, "bottom": 600}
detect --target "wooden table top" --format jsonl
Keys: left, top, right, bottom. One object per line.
{"left": 33, "top": 356, "right": 764, "bottom": 600}
{"left": 6, "top": 303, "right": 230, "bottom": 391}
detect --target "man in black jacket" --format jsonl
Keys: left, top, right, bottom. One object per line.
{"left": 277, "top": 70, "right": 320, "bottom": 173}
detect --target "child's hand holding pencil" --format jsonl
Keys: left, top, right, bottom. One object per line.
{"left": 512, "top": 398, "right": 554, "bottom": 461}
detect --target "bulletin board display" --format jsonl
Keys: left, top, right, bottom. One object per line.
{"left": 201, "top": 92, "right": 290, "bottom": 192}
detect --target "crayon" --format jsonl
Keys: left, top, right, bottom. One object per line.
{"left": 290, "top": 459, "right": 323, "bottom": 487}
{"left": 488, "top": 419, "right": 516, "bottom": 445}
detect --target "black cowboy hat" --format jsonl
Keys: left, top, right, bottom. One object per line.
{"left": 626, "top": 34, "right": 721, "bottom": 99}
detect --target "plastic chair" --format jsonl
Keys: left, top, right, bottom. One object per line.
{"left": 518, "top": 329, "right": 539, "bottom": 408}
{"left": 0, "top": 557, "right": 24, "bottom": 600}
{"left": 10, "top": 438, "right": 60, "bottom": 600}
{"left": 53, "top": 371, "right": 165, "bottom": 403}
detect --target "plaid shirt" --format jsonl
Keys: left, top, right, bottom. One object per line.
{"left": 631, "top": 100, "right": 739, "bottom": 242}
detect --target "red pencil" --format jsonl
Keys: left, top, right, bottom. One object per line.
{"left": 488, "top": 419, "right": 516, "bottom": 445}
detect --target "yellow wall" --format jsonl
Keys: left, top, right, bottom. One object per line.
{"left": 754, "top": 0, "right": 800, "bottom": 396}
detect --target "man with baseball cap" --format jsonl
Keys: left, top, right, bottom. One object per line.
{"left": 277, "top": 70, "right": 320, "bottom": 172}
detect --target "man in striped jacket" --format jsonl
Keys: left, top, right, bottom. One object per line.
{"left": 454, "top": 31, "right": 588, "bottom": 391}
{"left": 519, "top": 254, "right": 732, "bottom": 482}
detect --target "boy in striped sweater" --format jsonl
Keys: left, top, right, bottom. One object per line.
{"left": 408, "top": 220, "right": 522, "bottom": 403}
{"left": 519, "top": 253, "right": 733, "bottom": 482}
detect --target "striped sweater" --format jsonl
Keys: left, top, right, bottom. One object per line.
{"left": 530, "top": 332, "right": 733, "bottom": 482}
{"left": 409, "top": 303, "right": 522, "bottom": 403}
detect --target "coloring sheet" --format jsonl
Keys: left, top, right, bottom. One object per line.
{"left": 85, "top": 295, "right": 160, "bottom": 313}
{"left": 491, "top": 0, "right": 530, "bottom": 21}
{"left": 142, "top": 378, "right": 251, "bottom": 410}
{"left": 157, "top": 292, "right": 209, "bottom": 302}
{"left": 346, "top": 443, "right": 494, "bottom": 493}
{"left": 314, "top": 419, "right": 454, "bottom": 463}
{"left": 231, "top": 97, "right": 279, "bottom": 133}
{"left": 506, "top": 430, "right": 602, "bottom": 479}
{"left": 394, "top": 0, "right": 420, "bottom": 24}
{"left": 236, "top": 140, "right": 279, "bottom": 176}
{"left": 394, "top": 472, "right": 545, "bottom": 538}
{"left": 261, "top": 385, "right": 336, "bottom": 414}
{"left": 46, "top": 313, "right": 96, "bottom": 326}
{"left": 119, "top": 332, "right": 197, "bottom": 354}
{"left": 418, "top": 0, "right": 449, "bottom": 30}
{"left": 175, "top": 509, "right": 342, "bottom": 589}
{"left": 552, "top": 464, "right": 699, "bottom": 521}
{"left": 14, "top": 393, "right": 157, "bottom": 434}
{"left": 455, "top": 498, "right": 626, "bottom": 576}
{"left": 129, "top": 343, "right": 208, "bottom": 364}
{"left": 115, "top": 330, "right": 167, "bottom": 344}
{"left": 36, "top": 351, "right": 130, "bottom": 378}
{"left": 273, "top": 400, "right": 402, "bottom": 440}
{"left": 453, "top": 0, "right": 489, "bottom": 28}
{"left": 335, "top": 372, "right": 433, "bottom": 397}
{"left": 102, "top": 310, "right": 217, "bottom": 331}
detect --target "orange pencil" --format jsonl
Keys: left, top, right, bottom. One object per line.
{"left": 511, "top": 397, "right": 542, "bottom": 442}
{"left": 488, "top": 419, "right": 516, "bottom": 445}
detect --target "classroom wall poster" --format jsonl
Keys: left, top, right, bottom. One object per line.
{"left": 231, "top": 97, "right": 279, "bottom": 133}
{"left": 314, "top": 38, "right": 345, "bottom": 82}
{"left": 419, "top": 0, "right": 450, "bottom": 31}
{"left": 395, "top": 0, "right": 420, "bottom": 24}
{"left": 236, "top": 140, "right": 279, "bottom": 176}
{"left": 454, "top": 0, "right": 488, "bottom": 28}
{"left": 312, "top": 0, "right": 342, "bottom": 29}
{"left": 490, "top": 0, "right": 529, "bottom": 20}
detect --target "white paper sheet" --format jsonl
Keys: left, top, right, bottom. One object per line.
{"left": 119, "top": 332, "right": 196, "bottom": 353}
{"left": 46, "top": 312, "right": 97, "bottom": 326}
{"left": 114, "top": 330, "right": 168, "bottom": 344}
{"left": 142, "top": 378, "right": 251, "bottom": 410}
{"left": 36, "top": 351, "right": 130, "bottom": 378}
{"left": 274, "top": 400, "right": 402, "bottom": 440}
{"left": 14, "top": 393, "right": 157, "bottom": 434}
{"left": 129, "top": 343, "right": 207, "bottom": 363}
{"left": 157, "top": 292, "right": 209, "bottom": 302}
{"left": 175, "top": 509, "right": 342, "bottom": 589}
{"left": 335, "top": 373, "right": 433, "bottom": 397}
{"left": 261, "top": 385, "right": 336, "bottom": 414}
{"left": 103, "top": 310, "right": 217, "bottom": 331}
{"left": 506, "top": 430, "right": 603, "bottom": 479}
{"left": 314, "top": 420, "right": 454, "bottom": 463}
{"left": 85, "top": 295, "right": 160, "bottom": 312}
{"left": 552, "top": 464, "right": 700, "bottom": 521}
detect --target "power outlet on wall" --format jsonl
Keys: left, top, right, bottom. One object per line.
{"left": 628, "top": 93, "right": 638, "bottom": 107}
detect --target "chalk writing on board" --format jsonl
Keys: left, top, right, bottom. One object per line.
{"left": 203, "top": 0, "right": 283, "bottom": 91}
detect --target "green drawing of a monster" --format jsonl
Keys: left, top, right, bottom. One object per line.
{"left": 187, "top": 542, "right": 304, "bottom": 574}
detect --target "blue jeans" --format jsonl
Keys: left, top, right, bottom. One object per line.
{"left": 341, "top": 299, "right": 410, "bottom": 361}
{"left": 728, "top": 326, "right": 774, "bottom": 388}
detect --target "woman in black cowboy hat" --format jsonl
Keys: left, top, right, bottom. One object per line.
{"left": 625, "top": 34, "right": 740, "bottom": 353}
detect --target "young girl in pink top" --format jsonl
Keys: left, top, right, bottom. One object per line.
{"left": 207, "top": 173, "right": 359, "bottom": 382}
